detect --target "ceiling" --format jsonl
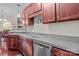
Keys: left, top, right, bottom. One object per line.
{"left": 0, "top": 3, "right": 29, "bottom": 21}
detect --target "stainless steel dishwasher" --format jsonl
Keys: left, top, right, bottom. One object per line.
{"left": 33, "top": 41, "right": 51, "bottom": 56}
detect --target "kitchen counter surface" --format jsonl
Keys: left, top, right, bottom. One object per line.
{"left": 6, "top": 32, "right": 79, "bottom": 54}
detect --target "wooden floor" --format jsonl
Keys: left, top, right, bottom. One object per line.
{"left": 0, "top": 38, "right": 22, "bottom": 56}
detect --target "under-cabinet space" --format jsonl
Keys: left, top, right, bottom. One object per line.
{"left": 28, "top": 17, "right": 34, "bottom": 26}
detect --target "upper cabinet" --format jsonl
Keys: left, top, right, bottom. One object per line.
{"left": 25, "top": 9, "right": 29, "bottom": 25}
{"left": 22, "top": 3, "right": 79, "bottom": 25}
{"left": 28, "top": 3, "right": 42, "bottom": 15}
{"left": 28, "top": 4, "right": 34, "bottom": 15}
{"left": 57, "top": 3, "right": 79, "bottom": 21}
{"left": 33, "top": 3, "right": 42, "bottom": 13}
{"left": 42, "top": 3, "right": 56, "bottom": 23}
{"left": 22, "top": 9, "right": 26, "bottom": 25}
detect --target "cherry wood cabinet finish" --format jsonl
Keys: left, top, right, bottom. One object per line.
{"left": 6, "top": 35, "right": 19, "bottom": 49}
{"left": 19, "top": 36, "right": 33, "bottom": 56}
{"left": 21, "top": 12, "right": 25, "bottom": 26}
{"left": 33, "top": 3, "right": 42, "bottom": 13}
{"left": 19, "top": 36, "right": 24, "bottom": 53}
{"left": 24, "top": 9, "right": 29, "bottom": 25}
{"left": 52, "top": 47, "right": 78, "bottom": 56}
{"left": 57, "top": 3, "right": 79, "bottom": 21}
{"left": 22, "top": 10, "right": 26, "bottom": 21}
{"left": 22, "top": 39, "right": 28, "bottom": 56}
{"left": 28, "top": 17, "right": 34, "bottom": 26}
{"left": 26, "top": 39, "right": 33, "bottom": 56}
{"left": 28, "top": 3, "right": 42, "bottom": 15}
{"left": 42, "top": 3, "right": 56, "bottom": 23}
{"left": 28, "top": 4, "right": 34, "bottom": 15}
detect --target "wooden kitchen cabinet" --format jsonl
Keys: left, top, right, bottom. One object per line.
{"left": 24, "top": 9, "right": 29, "bottom": 25}
{"left": 19, "top": 36, "right": 24, "bottom": 53}
{"left": 28, "top": 3, "right": 42, "bottom": 22}
{"left": 22, "top": 39, "right": 28, "bottom": 56}
{"left": 29, "top": 3, "right": 42, "bottom": 18}
{"left": 22, "top": 9, "right": 27, "bottom": 26}
{"left": 22, "top": 10, "right": 26, "bottom": 21}
{"left": 57, "top": 3, "right": 79, "bottom": 21}
{"left": 19, "top": 36, "right": 27, "bottom": 55}
{"left": 6, "top": 35, "right": 19, "bottom": 49}
{"left": 26, "top": 39, "right": 33, "bottom": 56}
{"left": 28, "top": 3, "right": 42, "bottom": 15}
{"left": 42, "top": 3, "right": 56, "bottom": 23}
{"left": 23, "top": 3, "right": 56, "bottom": 25}
{"left": 19, "top": 36, "right": 33, "bottom": 56}
{"left": 28, "top": 4, "right": 34, "bottom": 15}
{"left": 33, "top": 3, "right": 42, "bottom": 13}
{"left": 52, "top": 47, "right": 78, "bottom": 56}
{"left": 22, "top": 39, "right": 33, "bottom": 56}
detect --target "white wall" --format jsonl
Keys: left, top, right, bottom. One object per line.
{"left": 27, "top": 20, "right": 79, "bottom": 37}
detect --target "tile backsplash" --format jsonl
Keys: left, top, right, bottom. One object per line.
{"left": 27, "top": 20, "right": 79, "bottom": 37}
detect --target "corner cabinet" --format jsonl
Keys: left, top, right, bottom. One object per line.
{"left": 42, "top": 3, "right": 56, "bottom": 23}
{"left": 57, "top": 3, "right": 79, "bottom": 21}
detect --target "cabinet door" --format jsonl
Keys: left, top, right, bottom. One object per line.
{"left": 6, "top": 37, "right": 14, "bottom": 49}
{"left": 24, "top": 9, "right": 29, "bottom": 26}
{"left": 19, "top": 36, "right": 24, "bottom": 53}
{"left": 42, "top": 3, "right": 56, "bottom": 23}
{"left": 22, "top": 9, "right": 26, "bottom": 25}
{"left": 27, "top": 39, "right": 33, "bottom": 56}
{"left": 58, "top": 3, "right": 79, "bottom": 21}
{"left": 23, "top": 39, "right": 28, "bottom": 56}
{"left": 52, "top": 48, "right": 78, "bottom": 56}
{"left": 22, "top": 10, "right": 26, "bottom": 21}
{"left": 33, "top": 3, "right": 42, "bottom": 13}
{"left": 19, "top": 38, "right": 22, "bottom": 51}
{"left": 28, "top": 4, "right": 34, "bottom": 15}
{"left": 6, "top": 35, "right": 19, "bottom": 49}
{"left": 14, "top": 37, "right": 19, "bottom": 49}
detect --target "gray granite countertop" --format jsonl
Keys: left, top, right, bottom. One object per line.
{"left": 6, "top": 32, "right": 79, "bottom": 54}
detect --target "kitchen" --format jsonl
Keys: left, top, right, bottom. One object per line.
{"left": 0, "top": 3, "right": 79, "bottom": 56}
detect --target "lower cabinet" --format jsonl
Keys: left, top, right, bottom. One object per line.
{"left": 52, "top": 47, "right": 79, "bottom": 56}
{"left": 19, "top": 36, "right": 24, "bottom": 53}
{"left": 6, "top": 35, "right": 19, "bottom": 49}
{"left": 6, "top": 35, "right": 79, "bottom": 56}
{"left": 26, "top": 39, "right": 33, "bottom": 56}
{"left": 19, "top": 36, "right": 33, "bottom": 56}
